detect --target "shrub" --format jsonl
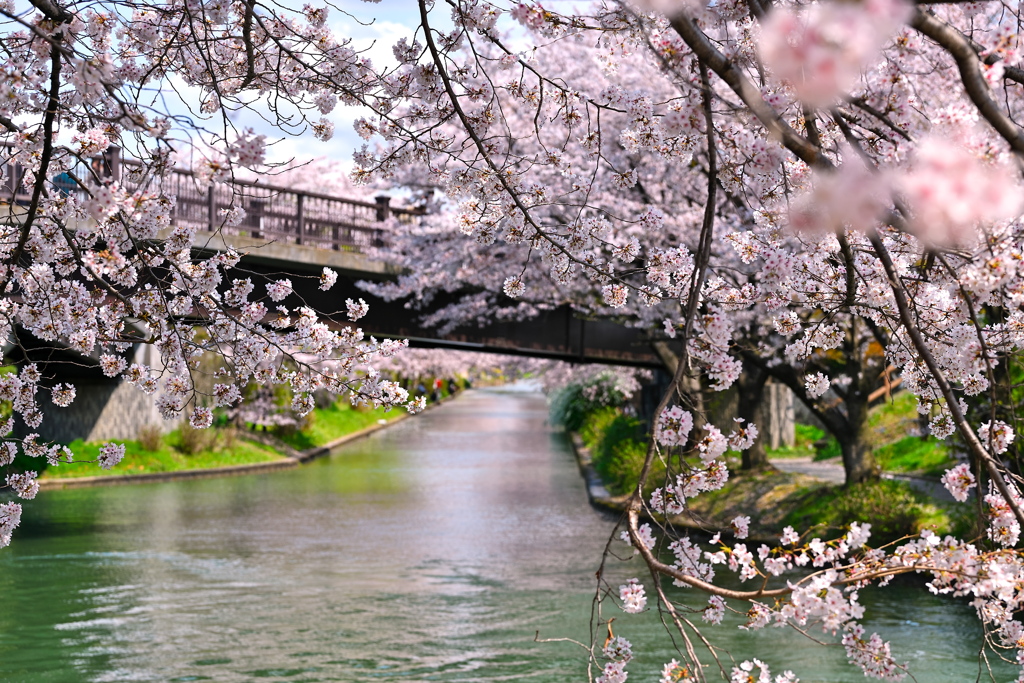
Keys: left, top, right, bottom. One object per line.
{"left": 137, "top": 425, "right": 163, "bottom": 452}
{"left": 581, "top": 408, "right": 648, "bottom": 495}
{"left": 832, "top": 481, "right": 925, "bottom": 543}
{"left": 549, "top": 383, "right": 593, "bottom": 432}
{"left": 176, "top": 422, "right": 214, "bottom": 455}
{"left": 578, "top": 406, "right": 619, "bottom": 449}
{"left": 549, "top": 368, "right": 640, "bottom": 432}
{"left": 598, "top": 437, "right": 648, "bottom": 495}
{"left": 219, "top": 426, "right": 237, "bottom": 452}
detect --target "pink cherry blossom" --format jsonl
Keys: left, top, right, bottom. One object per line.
{"left": 655, "top": 405, "right": 694, "bottom": 447}
{"left": 900, "top": 137, "right": 1023, "bottom": 247}
{"left": 758, "top": 0, "right": 910, "bottom": 107}
{"left": 98, "top": 443, "right": 126, "bottom": 470}
{"left": 619, "top": 578, "right": 647, "bottom": 613}
{"left": 941, "top": 463, "right": 976, "bottom": 503}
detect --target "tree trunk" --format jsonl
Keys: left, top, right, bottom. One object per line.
{"left": 765, "top": 382, "right": 795, "bottom": 450}
{"left": 737, "top": 369, "right": 772, "bottom": 470}
{"left": 840, "top": 373, "right": 878, "bottom": 486}
{"left": 840, "top": 437, "right": 877, "bottom": 485}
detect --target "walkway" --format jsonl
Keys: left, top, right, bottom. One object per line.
{"left": 771, "top": 457, "right": 955, "bottom": 502}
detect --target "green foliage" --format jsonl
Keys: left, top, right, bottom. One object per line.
{"left": 548, "top": 383, "right": 590, "bottom": 432}
{"left": 577, "top": 406, "right": 618, "bottom": 450}
{"left": 549, "top": 383, "right": 607, "bottom": 432}
{"left": 796, "top": 423, "right": 825, "bottom": 445}
{"left": 783, "top": 479, "right": 954, "bottom": 545}
{"left": 874, "top": 436, "right": 952, "bottom": 475}
{"left": 549, "top": 371, "right": 635, "bottom": 432}
{"left": 813, "top": 435, "right": 842, "bottom": 461}
{"left": 803, "top": 392, "right": 952, "bottom": 473}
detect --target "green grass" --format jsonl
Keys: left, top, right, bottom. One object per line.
{"left": 39, "top": 399, "right": 411, "bottom": 481}
{"left": 782, "top": 479, "right": 962, "bottom": 544}
{"left": 797, "top": 391, "right": 954, "bottom": 474}
{"left": 41, "top": 429, "right": 284, "bottom": 480}
{"left": 874, "top": 435, "right": 953, "bottom": 475}
{"left": 812, "top": 434, "right": 842, "bottom": 461}
{"left": 866, "top": 390, "right": 920, "bottom": 447}
{"left": 276, "top": 401, "right": 404, "bottom": 451}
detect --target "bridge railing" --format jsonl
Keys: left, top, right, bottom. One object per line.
{"left": 0, "top": 145, "right": 421, "bottom": 252}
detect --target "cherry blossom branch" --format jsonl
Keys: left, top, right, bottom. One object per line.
{"left": 239, "top": 0, "right": 258, "bottom": 89}
{"left": 846, "top": 99, "right": 912, "bottom": 141}
{"left": 628, "top": 60, "right": 721, "bottom": 502}
{"left": 651, "top": 579, "right": 711, "bottom": 683}
{"left": 415, "top": 1, "right": 640, "bottom": 295}
{"left": 628, "top": 509, "right": 792, "bottom": 599}
{"left": 27, "top": 0, "right": 71, "bottom": 23}
{"left": 667, "top": 12, "right": 826, "bottom": 168}
{"left": 2, "top": 36, "right": 64, "bottom": 297}
{"left": 911, "top": 8, "right": 1024, "bottom": 156}
{"left": 868, "top": 230, "right": 1024, "bottom": 529}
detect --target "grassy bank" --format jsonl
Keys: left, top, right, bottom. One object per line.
{"left": 781, "top": 479, "right": 967, "bottom": 543}
{"left": 39, "top": 399, "right": 416, "bottom": 482}
{"left": 40, "top": 428, "right": 285, "bottom": 479}
{"left": 276, "top": 402, "right": 403, "bottom": 451}
{"left": 577, "top": 406, "right": 648, "bottom": 495}
{"left": 566, "top": 396, "right": 962, "bottom": 540}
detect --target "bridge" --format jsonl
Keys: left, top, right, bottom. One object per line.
{"left": 2, "top": 147, "right": 665, "bottom": 443}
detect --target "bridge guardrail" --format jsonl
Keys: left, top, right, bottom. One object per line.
{"left": 0, "top": 144, "right": 422, "bottom": 253}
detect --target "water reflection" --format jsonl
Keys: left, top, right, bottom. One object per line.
{"left": 0, "top": 385, "right": 1010, "bottom": 682}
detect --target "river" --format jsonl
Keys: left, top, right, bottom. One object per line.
{"left": 0, "top": 385, "right": 1012, "bottom": 682}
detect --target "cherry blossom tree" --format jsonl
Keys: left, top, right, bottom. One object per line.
{"left": 371, "top": 346, "right": 554, "bottom": 385}
{"left": 356, "top": 33, "right": 888, "bottom": 483}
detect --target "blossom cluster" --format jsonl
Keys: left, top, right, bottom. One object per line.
{"left": 655, "top": 405, "right": 694, "bottom": 447}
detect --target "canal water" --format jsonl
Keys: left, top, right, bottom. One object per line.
{"left": 0, "top": 386, "right": 1012, "bottom": 681}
